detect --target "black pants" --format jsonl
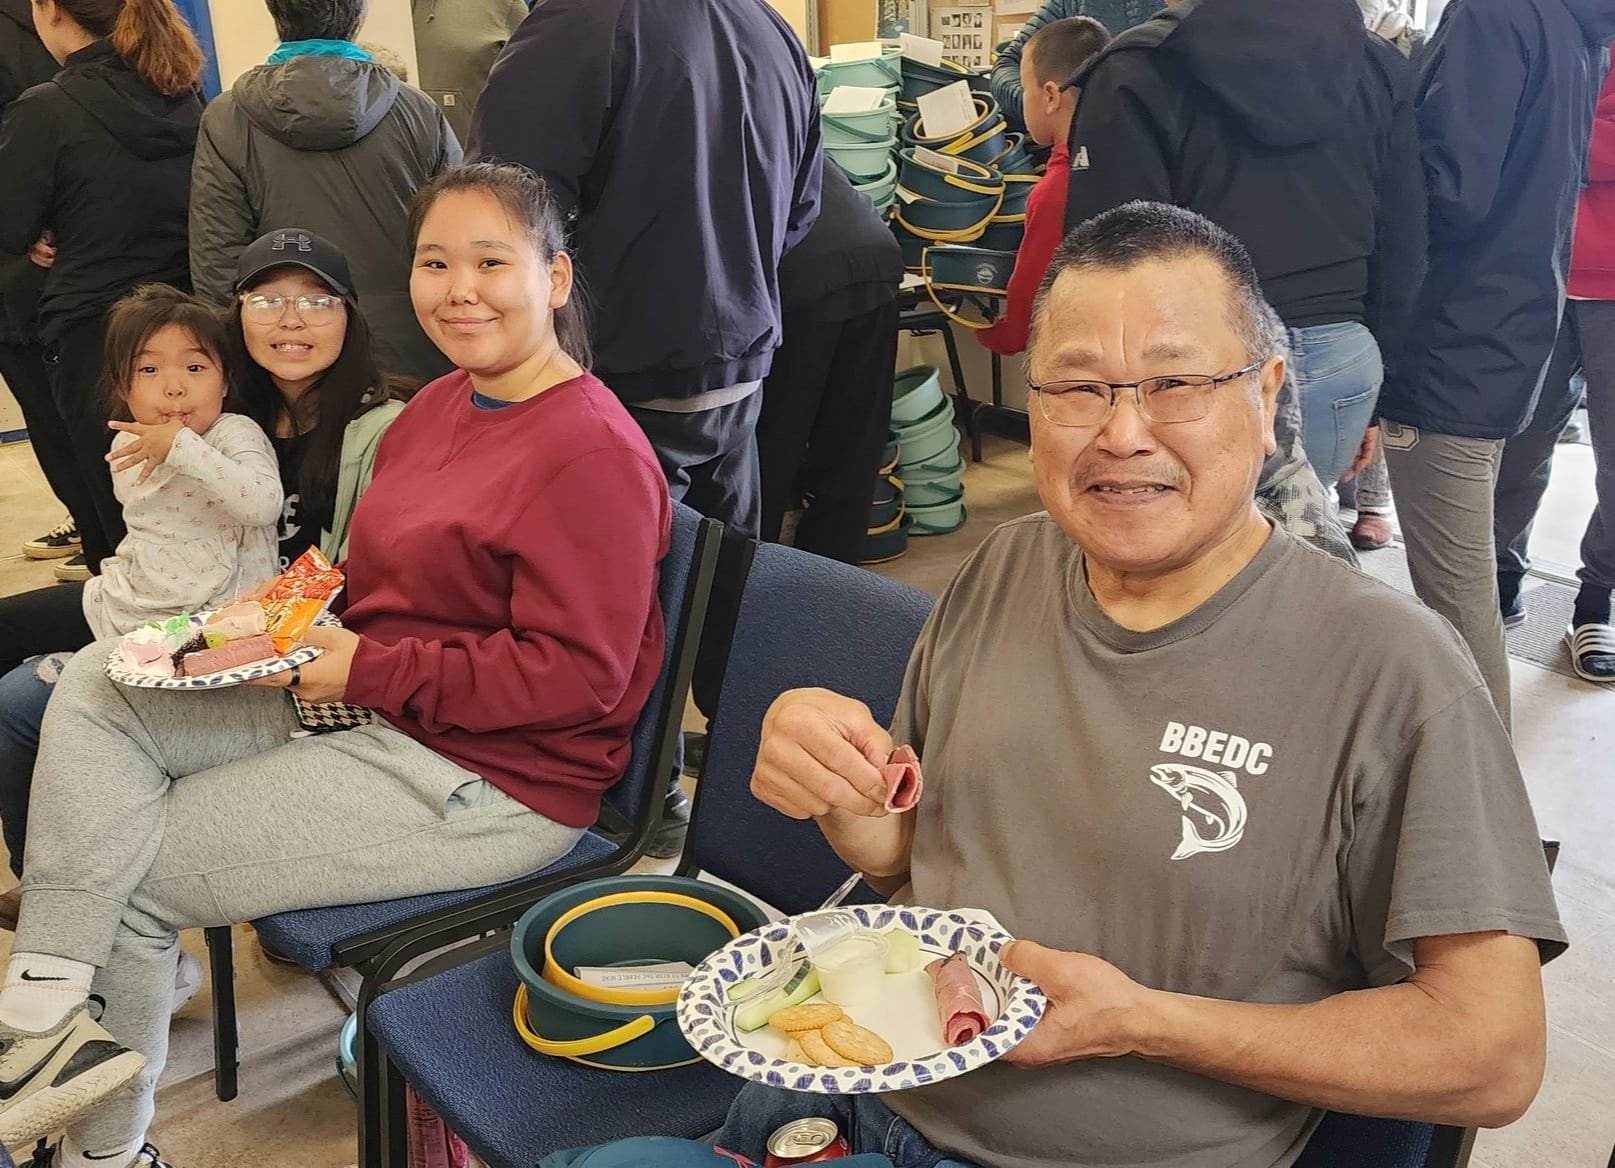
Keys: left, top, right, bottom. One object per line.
{"left": 628, "top": 392, "right": 764, "bottom": 717}
{"left": 0, "top": 582, "right": 93, "bottom": 675}
{"left": 41, "top": 315, "right": 125, "bottom": 569}
{"left": 757, "top": 301, "right": 898, "bottom": 564}
{"left": 1, "top": 340, "right": 91, "bottom": 544}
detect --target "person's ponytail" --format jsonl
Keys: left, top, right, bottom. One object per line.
{"left": 108, "top": 0, "right": 203, "bottom": 96}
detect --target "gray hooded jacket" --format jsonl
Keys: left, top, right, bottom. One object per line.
{"left": 189, "top": 55, "right": 462, "bottom": 382}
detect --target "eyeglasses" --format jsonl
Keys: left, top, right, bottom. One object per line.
{"left": 1025, "top": 360, "right": 1266, "bottom": 427}
{"left": 240, "top": 293, "right": 343, "bottom": 325}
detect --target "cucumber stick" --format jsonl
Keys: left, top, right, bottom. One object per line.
{"left": 883, "top": 927, "right": 923, "bottom": 973}
{"left": 733, "top": 970, "right": 822, "bottom": 1032}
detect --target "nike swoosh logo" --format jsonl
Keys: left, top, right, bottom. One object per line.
{"left": 83, "top": 1151, "right": 128, "bottom": 1161}
{"left": 19, "top": 970, "right": 69, "bottom": 982}
{"left": 0, "top": 1032, "right": 74, "bottom": 1100}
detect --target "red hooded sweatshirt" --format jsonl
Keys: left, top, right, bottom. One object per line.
{"left": 1570, "top": 65, "right": 1615, "bottom": 300}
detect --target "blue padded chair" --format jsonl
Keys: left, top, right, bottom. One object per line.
{"left": 201, "top": 502, "right": 722, "bottom": 1116}
{"left": 1294, "top": 1114, "right": 1470, "bottom": 1167}
{"left": 363, "top": 542, "right": 935, "bottom": 1168}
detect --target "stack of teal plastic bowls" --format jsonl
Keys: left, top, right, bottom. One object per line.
{"left": 860, "top": 433, "right": 909, "bottom": 564}
{"left": 817, "top": 48, "right": 902, "bottom": 202}
{"left": 890, "top": 366, "right": 966, "bottom": 536}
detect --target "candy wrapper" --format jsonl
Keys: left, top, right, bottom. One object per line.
{"left": 265, "top": 598, "right": 326, "bottom": 656}
{"left": 263, "top": 547, "right": 344, "bottom": 605}
{"left": 260, "top": 549, "right": 345, "bottom": 654}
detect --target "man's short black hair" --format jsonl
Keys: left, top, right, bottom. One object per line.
{"left": 1030, "top": 201, "right": 1283, "bottom": 362}
{"left": 1025, "top": 16, "right": 1111, "bottom": 88}
{"left": 264, "top": 0, "right": 365, "bottom": 44}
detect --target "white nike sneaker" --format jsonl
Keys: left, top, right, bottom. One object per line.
{"left": 0, "top": 1007, "right": 147, "bottom": 1145}
{"left": 22, "top": 1139, "right": 178, "bottom": 1167}
{"left": 172, "top": 953, "right": 203, "bottom": 1015}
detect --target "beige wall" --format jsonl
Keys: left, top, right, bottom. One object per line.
{"left": 207, "top": 0, "right": 420, "bottom": 90}
{"left": 769, "top": 0, "right": 811, "bottom": 44}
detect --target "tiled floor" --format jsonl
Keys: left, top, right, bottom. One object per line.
{"left": 0, "top": 413, "right": 1610, "bottom": 1166}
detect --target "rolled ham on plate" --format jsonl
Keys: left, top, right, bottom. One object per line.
{"left": 881, "top": 745, "right": 923, "bottom": 813}
{"left": 927, "top": 951, "right": 990, "bottom": 1046}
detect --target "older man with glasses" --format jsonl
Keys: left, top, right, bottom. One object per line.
{"left": 710, "top": 203, "right": 1564, "bottom": 1168}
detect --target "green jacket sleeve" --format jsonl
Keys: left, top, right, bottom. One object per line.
{"left": 321, "top": 399, "right": 404, "bottom": 562}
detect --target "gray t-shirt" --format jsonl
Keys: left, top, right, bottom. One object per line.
{"left": 883, "top": 515, "right": 1566, "bottom": 1168}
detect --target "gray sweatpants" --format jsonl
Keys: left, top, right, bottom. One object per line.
{"left": 1383, "top": 425, "right": 1511, "bottom": 726}
{"left": 15, "top": 643, "right": 581, "bottom": 1153}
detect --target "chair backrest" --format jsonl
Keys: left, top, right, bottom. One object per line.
{"left": 1295, "top": 1113, "right": 1469, "bottom": 1168}
{"left": 686, "top": 542, "right": 934, "bottom": 915}
{"left": 601, "top": 501, "right": 722, "bottom": 839}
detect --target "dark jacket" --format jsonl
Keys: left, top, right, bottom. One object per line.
{"left": 779, "top": 160, "right": 903, "bottom": 324}
{"left": 1377, "top": 0, "right": 1615, "bottom": 439}
{"left": 989, "top": 0, "right": 1161, "bottom": 133}
{"left": 470, "top": 0, "right": 822, "bottom": 402}
{"left": 0, "top": 39, "right": 199, "bottom": 344}
{"left": 1062, "top": 0, "right": 1427, "bottom": 369}
{"left": 189, "top": 55, "right": 461, "bottom": 383}
{"left": 0, "top": 0, "right": 57, "bottom": 343}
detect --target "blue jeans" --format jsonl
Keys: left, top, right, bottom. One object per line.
{"left": 1291, "top": 322, "right": 1384, "bottom": 487}
{"left": 715, "top": 1083, "right": 979, "bottom": 1168}
{"left": 0, "top": 653, "right": 71, "bottom": 878}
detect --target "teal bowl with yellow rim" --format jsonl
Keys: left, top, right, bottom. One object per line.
{"left": 510, "top": 876, "right": 770, "bottom": 1070}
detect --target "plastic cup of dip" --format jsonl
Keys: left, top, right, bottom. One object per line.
{"left": 812, "top": 929, "right": 890, "bottom": 1007}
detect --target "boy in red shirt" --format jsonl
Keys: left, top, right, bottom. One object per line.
{"left": 978, "top": 16, "right": 1110, "bottom": 356}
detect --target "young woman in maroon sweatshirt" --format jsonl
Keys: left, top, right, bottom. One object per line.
{"left": 0, "top": 162, "right": 671, "bottom": 1158}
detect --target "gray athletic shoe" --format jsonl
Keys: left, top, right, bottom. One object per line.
{"left": 0, "top": 1007, "right": 147, "bottom": 1146}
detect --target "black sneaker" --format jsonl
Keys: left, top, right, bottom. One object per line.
{"left": 21, "top": 518, "right": 79, "bottom": 561}
{"left": 643, "top": 786, "right": 692, "bottom": 860}
{"left": 52, "top": 554, "right": 91, "bottom": 584}
{"left": 1501, "top": 595, "right": 1527, "bottom": 629}
{"left": 1567, "top": 623, "right": 1615, "bottom": 683}
{"left": 0, "top": 1007, "right": 147, "bottom": 1145}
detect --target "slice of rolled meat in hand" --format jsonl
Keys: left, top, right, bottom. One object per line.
{"left": 881, "top": 745, "right": 923, "bottom": 813}
{"left": 927, "top": 950, "right": 990, "bottom": 1045}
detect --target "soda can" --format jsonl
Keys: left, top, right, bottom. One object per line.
{"left": 764, "top": 1117, "right": 851, "bottom": 1164}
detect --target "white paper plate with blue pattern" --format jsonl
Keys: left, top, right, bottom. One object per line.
{"left": 105, "top": 611, "right": 332, "bottom": 690}
{"left": 677, "top": 905, "right": 1045, "bottom": 1094}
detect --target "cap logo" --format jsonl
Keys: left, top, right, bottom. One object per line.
{"left": 271, "top": 231, "right": 314, "bottom": 253}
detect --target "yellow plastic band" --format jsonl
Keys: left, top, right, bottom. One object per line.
{"left": 513, "top": 984, "right": 657, "bottom": 1057}
{"left": 920, "top": 250, "right": 1003, "bottom": 332}
{"left": 541, "top": 890, "right": 740, "bottom": 1006}
{"left": 866, "top": 508, "right": 907, "bottom": 536}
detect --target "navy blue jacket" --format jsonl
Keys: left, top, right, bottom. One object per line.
{"left": 469, "top": 0, "right": 821, "bottom": 403}
{"left": 1377, "top": 0, "right": 1615, "bottom": 439}
{"left": 1061, "top": 0, "right": 1427, "bottom": 389}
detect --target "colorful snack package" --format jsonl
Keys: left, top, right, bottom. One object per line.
{"left": 264, "top": 547, "right": 344, "bottom": 604}
{"left": 266, "top": 598, "right": 325, "bottom": 656}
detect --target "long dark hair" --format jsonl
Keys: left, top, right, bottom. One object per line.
{"left": 103, "top": 284, "right": 233, "bottom": 422}
{"left": 44, "top": 0, "right": 203, "bottom": 95}
{"left": 227, "top": 280, "right": 412, "bottom": 535}
{"left": 406, "top": 162, "right": 593, "bottom": 369}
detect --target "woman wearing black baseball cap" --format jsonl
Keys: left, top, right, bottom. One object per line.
{"left": 226, "top": 228, "right": 411, "bottom": 569}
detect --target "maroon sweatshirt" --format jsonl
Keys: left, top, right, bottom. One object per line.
{"left": 341, "top": 369, "right": 670, "bottom": 828}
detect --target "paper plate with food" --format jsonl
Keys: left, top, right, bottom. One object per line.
{"left": 105, "top": 549, "right": 344, "bottom": 689}
{"left": 676, "top": 904, "right": 1045, "bottom": 1094}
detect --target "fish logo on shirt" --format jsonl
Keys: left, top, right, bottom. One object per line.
{"left": 1148, "top": 763, "right": 1248, "bottom": 860}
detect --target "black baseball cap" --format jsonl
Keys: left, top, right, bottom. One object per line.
{"left": 233, "top": 228, "right": 356, "bottom": 299}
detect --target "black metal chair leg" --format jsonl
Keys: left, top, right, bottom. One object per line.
{"left": 204, "top": 926, "right": 238, "bottom": 1102}
{"left": 939, "top": 319, "right": 969, "bottom": 405}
